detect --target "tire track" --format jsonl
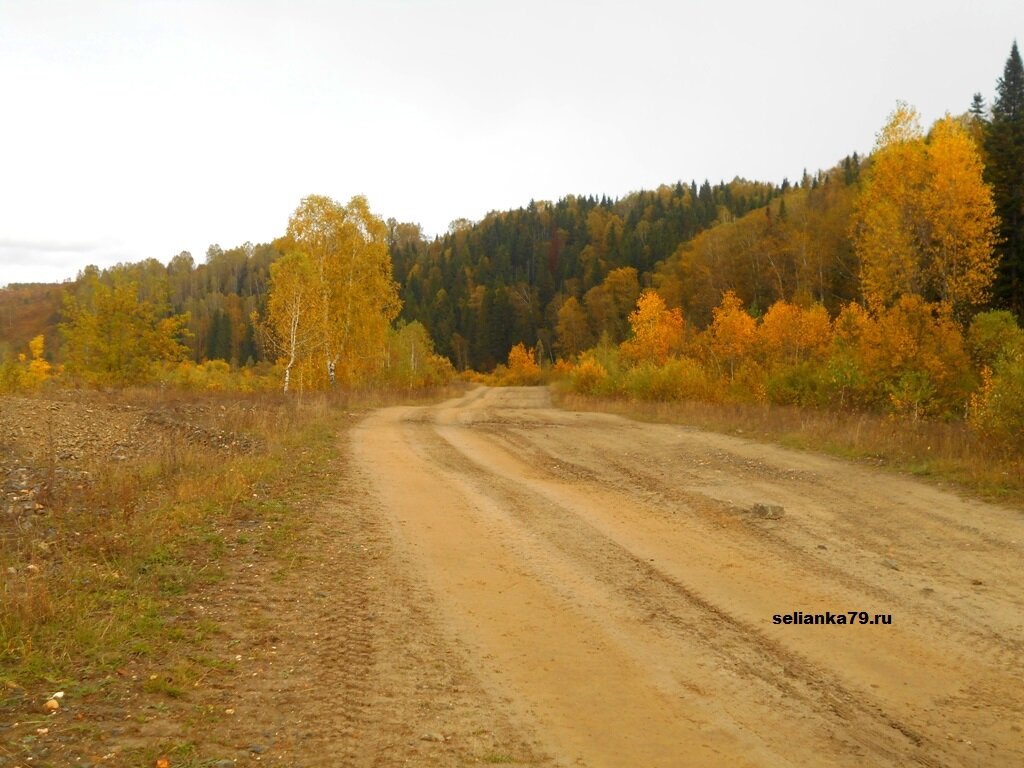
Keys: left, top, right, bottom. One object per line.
{"left": 412, "top": 417, "right": 938, "bottom": 765}
{"left": 351, "top": 387, "right": 1024, "bottom": 768}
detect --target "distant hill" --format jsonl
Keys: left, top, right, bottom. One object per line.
{"left": 0, "top": 283, "right": 65, "bottom": 361}
{"left": 389, "top": 164, "right": 864, "bottom": 369}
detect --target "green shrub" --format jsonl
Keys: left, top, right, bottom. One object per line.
{"left": 623, "top": 358, "right": 715, "bottom": 402}
{"left": 765, "top": 362, "right": 829, "bottom": 407}
{"left": 967, "top": 310, "right": 1024, "bottom": 368}
{"left": 969, "top": 353, "right": 1024, "bottom": 450}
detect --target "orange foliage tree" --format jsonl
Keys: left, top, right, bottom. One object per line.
{"left": 503, "top": 342, "right": 542, "bottom": 385}
{"left": 707, "top": 291, "right": 757, "bottom": 379}
{"left": 756, "top": 301, "right": 831, "bottom": 366}
{"left": 853, "top": 296, "right": 973, "bottom": 417}
{"left": 620, "top": 290, "right": 685, "bottom": 365}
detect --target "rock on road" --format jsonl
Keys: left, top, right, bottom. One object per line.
{"left": 350, "top": 386, "right": 1024, "bottom": 767}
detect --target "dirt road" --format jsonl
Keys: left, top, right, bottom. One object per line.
{"left": 350, "top": 386, "right": 1024, "bottom": 767}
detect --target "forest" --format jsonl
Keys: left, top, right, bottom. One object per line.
{"left": 2, "top": 43, "right": 1023, "bottom": 444}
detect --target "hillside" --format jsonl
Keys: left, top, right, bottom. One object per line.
{"left": 0, "top": 283, "right": 65, "bottom": 361}
{"left": 389, "top": 176, "right": 797, "bottom": 369}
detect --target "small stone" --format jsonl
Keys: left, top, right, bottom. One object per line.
{"left": 751, "top": 503, "right": 785, "bottom": 520}
{"left": 214, "top": 761, "right": 236, "bottom": 768}
{"left": 248, "top": 745, "right": 265, "bottom": 754}
{"left": 883, "top": 559, "right": 900, "bottom": 571}
{"left": 420, "top": 732, "right": 445, "bottom": 742}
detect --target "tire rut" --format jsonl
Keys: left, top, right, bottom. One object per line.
{"left": 351, "top": 387, "right": 1024, "bottom": 768}
{"left": 410, "top": 418, "right": 940, "bottom": 766}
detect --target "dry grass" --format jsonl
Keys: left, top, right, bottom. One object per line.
{"left": 0, "top": 382, "right": 464, "bottom": 766}
{"left": 0, "top": 384, "right": 462, "bottom": 691}
{"left": 554, "top": 390, "right": 1024, "bottom": 507}
{"left": 1, "top": 382, "right": 467, "bottom": 684}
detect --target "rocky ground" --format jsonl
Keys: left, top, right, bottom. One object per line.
{"left": 1, "top": 393, "right": 261, "bottom": 518}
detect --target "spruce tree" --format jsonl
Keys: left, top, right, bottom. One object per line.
{"left": 970, "top": 92, "right": 987, "bottom": 121}
{"left": 988, "top": 42, "right": 1024, "bottom": 313}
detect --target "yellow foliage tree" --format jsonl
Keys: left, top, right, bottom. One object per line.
{"left": 385, "top": 321, "right": 455, "bottom": 388}
{"left": 21, "top": 335, "right": 52, "bottom": 389}
{"left": 707, "top": 291, "right": 757, "bottom": 379}
{"left": 853, "top": 104, "right": 998, "bottom": 315}
{"left": 570, "top": 353, "right": 609, "bottom": 394}
{"left": 266, "top": 195, "right": 402, "bottom": 391}
{"left": 923, "top": 117, "right": 998, "bottom": 312}
{"left": 61, "top": 273, "right": 190, "bottom": 387}
{"left": 620, "top": 290, "right": 684, "bottom": 365}
{"left": 504, "top": 342, "right": 542, "bottom": 385}
{"left": 584, "top": 267, "right": 640, "bottom": 343}
{"left": 555, "top": 296, "right": 592, "bottom": 359}
{"left": 263, "top": 250, "right": 318, "bottom": 393}
{"left": 855, "top": 295, "right": 973, "bottom": 417}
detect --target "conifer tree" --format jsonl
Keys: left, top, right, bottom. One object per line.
{"left": 970, "top": 92, "right": 987, "bottom": 121}
{"left": 988, "top": 42, "right": 1024, "bottom": 313}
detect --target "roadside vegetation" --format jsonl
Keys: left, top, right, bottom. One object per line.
{"left": 0, "top": 391, "right": 337, "bottom": 688}
{"left": 0, "top": 383, "right": 460, "bottom": 765}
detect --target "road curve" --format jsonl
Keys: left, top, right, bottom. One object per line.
{"left": 350, "top": 386, "right": 1024, "bottom": 767}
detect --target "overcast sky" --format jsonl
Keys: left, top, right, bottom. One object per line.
{"left": 1, "top": 0, "right": 1022, "bottom": 288}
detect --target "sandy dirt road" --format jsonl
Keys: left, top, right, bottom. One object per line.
{"left": 350, "top": 386, "right": 1024, "bottom": 768}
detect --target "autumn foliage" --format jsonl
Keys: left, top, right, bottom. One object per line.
{"left": 620, "top": 290, "right": 684, "bottom": 365}
{"left": 558, "top": 288, "right": 987, "bottom": 424}
{"left": 852, "top": 106, "right": 998, "bottom": 315}
{"left": 549, "top": 103, "right": 1015, "bottom": 443}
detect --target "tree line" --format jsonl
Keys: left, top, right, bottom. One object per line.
{"left": 1, "top": 42, "right": 1021, "bottom": 399}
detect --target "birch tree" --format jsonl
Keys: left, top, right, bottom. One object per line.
{"left": 263, "top": 251, "right": 317, "bottom": 393}
{"left": 266, "top": 195, "right": 402, "bottom": 390}
{"left": 852, "top": 105, "right": 998, "bottom": 316}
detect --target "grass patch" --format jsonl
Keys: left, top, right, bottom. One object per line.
{"left": 554, "top": 389, "right": 1024, "bottom": 507}
{"left": 0, "top": 389, "right": 357, "bottom": 696}
{"left": 1, "top": 383, "right": 463, "bottom": 724}
{"left": 482, "top": 753, "right": 520, "bottom": 764}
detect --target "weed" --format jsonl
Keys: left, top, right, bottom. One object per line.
{"left": 143, "top": 674, "right": 186, "bottom": 699}
{"left": 482, "top": 753, "right": 520, "bottom": 764}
